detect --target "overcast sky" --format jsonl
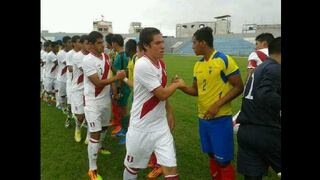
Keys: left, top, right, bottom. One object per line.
{"left": 41, "top": 0, "right": 281, "bottom": 36}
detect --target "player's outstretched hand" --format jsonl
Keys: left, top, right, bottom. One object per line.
{"left": 116, "top": 70, "right": 126, "bottom": 79}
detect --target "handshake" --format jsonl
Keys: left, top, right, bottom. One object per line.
{"left": 115, "top": 70, "right": 126, "bottom": 79}
{"left": 171, "top": 75, "right": 186, "bottom": 88}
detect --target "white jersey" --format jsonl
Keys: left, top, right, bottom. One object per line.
{"left": 70, "top": 51, "right": 86, "bottom": 92}
{"left": 82, "top": 53, "right": 112, "bottom": 104}
{"left": 45, "top": 51, "right": 58, "bottom": 79}
{"left": 41, "top": 50, "right": 47, "bottom": 80}
{"left": 129, "top": 56, "right": 168, "bottom": 132}
{"left": 65, "top": 49, "right": 76, "bottom": 90}
{"left": 247, "top": 48, "right": 269, "bottom": 69}
{"left": 56, "top": 49, "right": 68, "bottom": 82}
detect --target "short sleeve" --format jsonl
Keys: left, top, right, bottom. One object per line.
{"left": 247, "top": 52, "right": 258, "bottom": 69}
{"left": 82, "top": 58, "right": 97, "bottom": 77}
{"left": 135, "top": 61, "right": 161, "bottom": 92}
{"left": 223, "top": 55, "right": 240, "bottom": 78}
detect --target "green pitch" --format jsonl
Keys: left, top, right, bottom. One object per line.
{"left": 41, "top": 54, "right": 278, "bottom": 179}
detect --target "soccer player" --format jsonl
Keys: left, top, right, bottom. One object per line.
{"left": 236, "top": 37, "right": 281, "bottom": 180}
{"left": 65, "top": 35, "right": 81, "bottom": 127}
{"left": 123, "top": 27, "right": 183, "bottom": 180}
{"left": 56, "top": 36, "right": 72, "bottom": 115}
{"left": 41, "top": 41, "right": 51, "bottom": 100}
{"left": 111, "top": 34, "right": 131, "bottom": 144}
{"left": 175, "top": 27, "right": 244, "bottom": 179}
{"left": 233, "top": 33, "right": 274, "bottom": 132}
{"left": 105, "top": 33, "right": 121, "bottom": 136}
{"left": 82, "top": 31, "right": 126, "bottom": 180}
{"left": 70, "top": 34, "right": 90, "bottom": 143}
{"left": 44, "top": 41, "right": 59, "bottom": 106}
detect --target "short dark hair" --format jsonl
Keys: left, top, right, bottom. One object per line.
{"left": 137, "top": 41, "right": 143, "bottom": 51}
{"left": 111, "top": 34, "right": 124, "bottom": 47}
{"left": 268, "top": 37, "right": 281, "bottom": 55}
{"left": 88, "top": 31, "right": 103, "bottom": 44}
{"left": 80, "top": 34, "right": 89, "bottom": 43}
{"left": 125, "top": 39, "right": 137, "bottom": 57}
{"left": 139, "top": 27, "right": 161, "bottom": 51}
{"left": 62, "top": 36, "right": 71, "bottom": 44}
{"left": 56, "top": 40, "right": 62, "bottom": 46}
{"left": 43, "top": 41, "right": 51, "bottom": 48}
{"left": 193, "top": 27, "right": 213, "bottom": 48}
{"left": 51, "top": 41, "right": 59, "bottom": 48}
{"left": 105, "top": 33, "right": 113, "bottom": 45}
{"left": 255, "top": 33, "right": 274, "bottom": 45}
{"left": 71, "top": 35, "right": 81, "bottom": 43}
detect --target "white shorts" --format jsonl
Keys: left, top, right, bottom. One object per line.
{"left": 57, "top": 81, "right": 67, "bottom": 97}
{"left": 124, "top": 127, "right": 177, "bottom": 169}
{"left": 44, "top": 78, "right": 55, "bottom": 93}
{"left": 71, "top": 91, "right": 84, "bottom": 114}
{"left": 84, "top": 101, "right": 111, "bottom": 132}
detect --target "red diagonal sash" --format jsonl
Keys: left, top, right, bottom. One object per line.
{"left": 140, "top": 60, "right": 167, "bottom": 119}
{"left": 61, "top": 66, "right": 67, "bottom": 76}
{"left": 95, "top": 53, "right": 110, "bottom": 97}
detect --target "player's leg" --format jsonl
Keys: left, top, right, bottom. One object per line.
{"left": 123, "top": 128, "right": 154, "bottom": 180}
{"left": 98, "top": 103, "right": 112, "bottom": 155}
{"left": 210, "top": 116, "right": 235, "bottom": 180}
{"left": 85, "top": 106, "right": 103, "bottom": 180}
{"left": 154, "top": 129, "right": 178, "bottom": 179}
{"left": 73, "top": 91, "right": 85, "bottom": 142}
{"left": 237, "top": 125, "right": 267, "bottom": 180}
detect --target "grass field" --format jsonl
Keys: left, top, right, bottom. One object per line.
{"left": 41, "top": 54, "right": 278, "bottom": 180}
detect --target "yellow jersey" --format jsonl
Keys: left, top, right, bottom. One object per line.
{"left": 193, "top": 50, "right": 240, "bottom": 118}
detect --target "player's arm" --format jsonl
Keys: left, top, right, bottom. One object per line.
{"left": 178, "top": 78, "right": 198, "bottom": 96}
{"left": 204, "top": 72, "right": 244, "bottom": 119}
{"left": 123, "top": 77, "right": 133, "bottom": 88}
{"left": 152, "top": 82, "right": 182, "bottom": 101}
{"left": 166, "top": 100, "right": 175, "bottom": 132}
{"left": 88, "top": 70, "right": 126, "bottom": 88}
{"left": 256, "top": 65, "right": 281, "bottom": 110}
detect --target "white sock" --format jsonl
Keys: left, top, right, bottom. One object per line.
{"left": 55, "top": 92, "right": 60, "bottom": 107}
{"left": 88, "top": 138, "right": 99, "bottom": 170}
{"left": 75, "top": 117, "right": 81, "bottom": 131}
{"left": 99, "top": 131, "right": 106, "bottom": 149}
{"left": 123, "top": 167, "right": 138, "bottom": 180}
{"left": 86, "top": 126, "right": 90, "bottom": 141}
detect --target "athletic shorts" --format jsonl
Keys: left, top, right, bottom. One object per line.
{"left": 84, "top": 100, "right": 111, "bottom": 132}
{"left": 199, "top": 116, "right": 234, "bottom": 164}
{"left": 124, "top": 127, "right": 177, "bottom": 169}
{"left": 237, "top": 124, "right": 281, "bottom": 176}
{"left": 70, "top": 91, "right": 84, "bottom": 114}
{"left": 44, "top": 78, "right": 55, "bottom": 93}
{"left": 57, "top": 81, "right": 66, "bottom": 97}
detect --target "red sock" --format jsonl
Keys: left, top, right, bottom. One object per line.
{"left": 112, "top": 101, "right": 121, "bottom": 126}
{"left": 217, "top": 164, "right": 235, "bottom": 180}
{"left": 150, "top": 152, "right": 157, "bottom": 166}
{"left": 210, "top": 158, "right": 218, "bottom": 178}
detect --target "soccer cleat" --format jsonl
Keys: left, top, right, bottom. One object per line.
{"left": 111, "top": 126, "right": 122, "bottom": 135}
{"left": 84, "top": 138, "right": 89, "bottom": 145}
{"left": 114, "top": 128, "right": 126, "bottom": 137}
{"left": 65, "top": 117, "right": 71, "bottom": 128}
{"left": 147, "top": 165, "right": 162, "bottom": 179}
{"left": 118, "top": 137, "right": 126, "bottom": 145}
{"left": 99, "top": 147, "right": 111, "bottom": 155}
{"left": 82, "top": 121, "right": 88, "bottom": 128}
{"left": 88, "top": 169, "right": 103, "bottom": 180}
{"left": 74, "top": 129, "right": 82, "bottom": 142}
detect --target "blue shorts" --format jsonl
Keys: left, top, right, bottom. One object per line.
{"left": 199, "top": 116, "right": 234, "bottom": 163}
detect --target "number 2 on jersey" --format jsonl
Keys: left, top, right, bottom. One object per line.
{"left": 202, "top": 79, "right": 207, "bottom": 91}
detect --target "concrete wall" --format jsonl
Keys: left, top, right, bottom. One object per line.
{"left": 176, "top": 22, "right": 216, "bottom": 38}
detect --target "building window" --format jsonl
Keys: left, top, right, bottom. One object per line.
{"left": 98, "top": 28, "right": 103, "bottom": 31}
{"left": 199, "top": 24, "right": 205, "bottom": 28}
{"left": 191, "top": 25, "right": 195, "bottom": 28}
{"left": 182, "top": 25, "right": 187, "bottom": 28}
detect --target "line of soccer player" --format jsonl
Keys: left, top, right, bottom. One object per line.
{"left": 41, "top": 27, "right": 281, "bottom": 180}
